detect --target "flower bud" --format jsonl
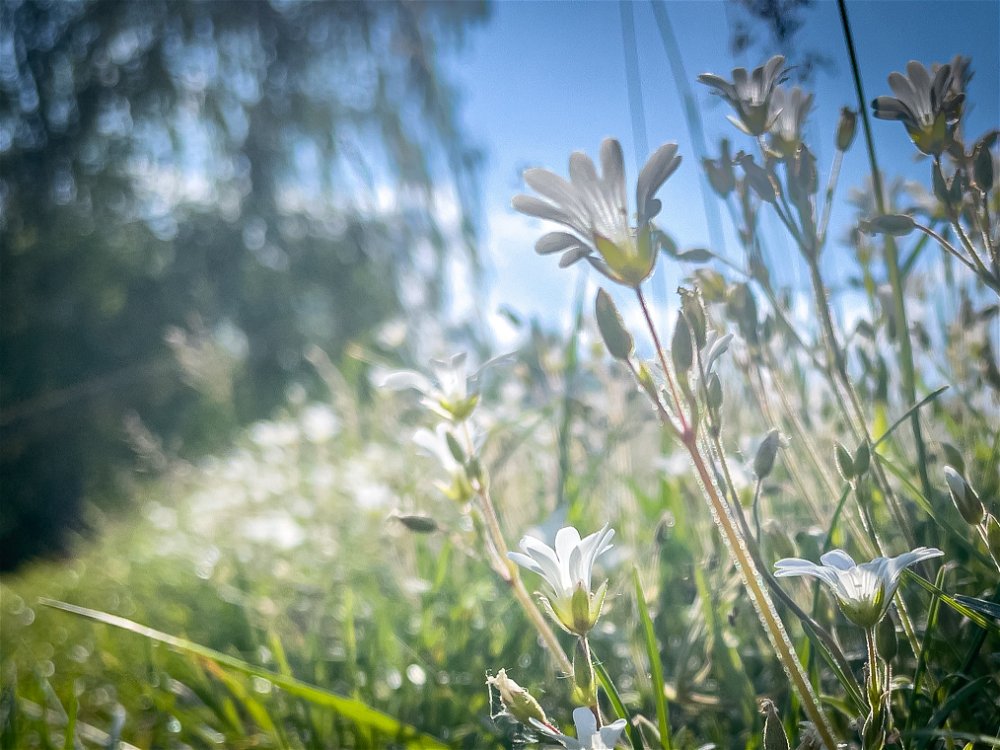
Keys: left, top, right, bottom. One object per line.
{"left": 679, "top": 288, "right": 708, "bottom": 348}
{"left": 973, "top": 141, "right": 994, "bottom": 193}
{"left": 671, "top": 314, "right": 693, "bottom": 374}
{"left": 944, "top": 466, "right": 985, "bottom": 525}
{"left": 835, "top": 442, "right": 856, "bottom": 481}
{"left": 754, "top": 429, "right": 781, "bottom": 479}
{"left": 445, "top": 431, "right": 466, "bottom": 464}
{"left": 853, "top": 441, "right": 871, "bottom": 476}
{"left": 595, "top": 288, "right": 634, "bottom": 360}
{"left": 707, "top": 372, "right": 723, "bottom": 411}
{"left": 394, "top": 513, "right": 438, "bottom": 534}
{"left": 836, "top": 107, "right": 858, "bottom": 151}
{"left": 861, "top": 214, "right": 916, "bottom": 237}
{"left": 876, "top": 614, "right": 897, "bottom": 661}
{"left": 703, "top": 139, "right": 736, "bottom": 197}
{"left": 759, "top": 698, "right": 790, "bottom": 750}
{"left": 487, "top": 669, "right": 549, "bottom": 727}
{"left": 737, "top": 153, "right": 777, "bottom": 203}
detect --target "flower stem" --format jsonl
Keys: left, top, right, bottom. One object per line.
{"left": 635, "top": 293, "right": 838, "bottom": 750}
{"left": 837, "top": 0, "right": 934, "bottom": 506}
{"left": 462, "top": 421, "right": 573, "bottom": 677}
{"left": 635, "top": 287, "right": 689, "bottom": 436}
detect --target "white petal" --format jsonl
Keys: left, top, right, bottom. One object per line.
{"left": 569, "top": 151, "right": 599, "bottom": 187}
{"left": 380, "top": 370, "right": 432, "bottom": 392}
{"left": 820, "top": 549, "right": 857, "bottom": 570}
{"left": 536, "top": 231, "right": 584, "bottom": 255}
{"left": 599, "top": 719, "right": 628, "bottom": 748}
{"left": 886, "top": 546, "right": 943, "bottom": 583}
{"left": 600, "top": 138, "right": 627, "bottom": 217}
{"left": 555, "top": 526, "right": 583, "bottom": 564}
{"left": 519, "top": 536, "right": 566, "bottom": 593}
{"left": 507, "top": 551, "right": 546, "bottom": 578}
{"left": 636, "top": 143, "right": 680, "bottom": 221}
{"left": 512, "top": 194, "right": 578, "bottom": 230}
{"left": 572, "top": 706, "right": 599, "bottom": 742}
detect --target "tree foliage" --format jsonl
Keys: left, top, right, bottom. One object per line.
{"left": 0, "top": 0, "right": 489, "bottom": 570}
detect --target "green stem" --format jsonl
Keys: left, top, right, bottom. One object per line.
{"left": 836, "top": 0, "right": 933, "bottom": 504}
{"left": 818, "top": 148, "right": 845, "bottom": 246}
{"left": 636, "top": 294, "right": 839, "bottom": 750}
{"left": 636, "top": 287, "right": 690, "bottom": 436}
{"left": 463, "top": 423, "right": 573, "bottom": 677}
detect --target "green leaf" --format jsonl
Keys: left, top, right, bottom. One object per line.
{"left": 900, "top": 575, "right": 999, "bottom": 633}
{"left": 40, "top": 599, "right": 448, "bottom": 748}
{"left": 632, "top": 567, "right": 673, "bottom": 750}
{"left": 953, "top": 595, "right": 1000, "bottom": 621}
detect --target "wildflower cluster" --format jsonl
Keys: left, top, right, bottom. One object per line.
{"left": 483, "top": 43, "right": 996, "bottom": 750}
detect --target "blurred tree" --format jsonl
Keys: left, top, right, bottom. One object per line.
{"left": 0, "top": 0, "right": 488, "bottom": 571}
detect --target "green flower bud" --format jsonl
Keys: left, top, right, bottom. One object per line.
{"left": 737, "top": 154, "right": 777, "bottom": 203}
{"left": 973, "top": 141, "right": 994, "bottom": 193}
{"left": 703, "top": 139, "right": 736, "bottom": 197}
{"left": 671, "top": 314, "right": 693, "bottom": 374}
{"left": 707, "top": 372, "right": 723, "bottom": 411}
{"left": 835, "top": 442, "right": 856, "bottom": 481}
{"left": 836, "top": 107, "right": 858, "bottom": 151}
{"left": 876, "top": 614, "right": 897, "bottom": 661}
{"left": 754, "top": 429, "right": 781, "bottom": 479}
{"left": 759, "top": 699, "right": 790, "bottom": 750}
{"left": 679, "top": 288, "right": 708, "bottom": 348}
{"left": 853, "top": 441, "right": 871, "bottom": 476}
{"left": 861, "top": 214, "right": 916, "bottom": 237}
{"left": 445, "top": 431, "right": 466, "bottom": 464}
{"left": 595, "top": 288, "right": 634, "bottom": 360}
{"left": 394, "top": 513, "right": 439, "bottom": 534}
{"left": 944, "top": 466, "right": 985, "bottom": 525}
{"left": 487, "top": 669, "right": 549, "bottom": 727}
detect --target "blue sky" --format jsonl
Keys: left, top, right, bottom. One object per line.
{"left": 444, "top": 0, "right": 999, "bottom": 339}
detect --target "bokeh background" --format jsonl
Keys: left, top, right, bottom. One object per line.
{"left": 2, "top": 1, "right": 998, "bottom": 748}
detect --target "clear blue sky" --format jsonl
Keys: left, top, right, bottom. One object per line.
{"left": 444, "top": 0, "right": 1000, "bottom": 336}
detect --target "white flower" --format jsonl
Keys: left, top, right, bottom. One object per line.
{"left": 512, "top": 138, "right": 680, "bottom": 287}
{"left": 381, "top": 352, "right": 479, "bottom": 422}
{"left": 774, "top": 547, "right": 943, "bottom": 628}
{"left": 768, "top": 85, "right": 814, "bottom": 158}
{"left": 698, "top": 55, "right": 788, "bottom": 136}
{"left": 872, "top": 60, "right": 964, "bottom": 156}
{"left": 508, "top": 525, "right": 614, "bottom": 636}
{"left": 532, "top": 707, "right": 627, "bottom": 749}
{"left": 412, "top": 423, "right": 475, "bottom": 503}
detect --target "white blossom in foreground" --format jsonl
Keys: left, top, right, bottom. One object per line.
{"left": 774, "top": 547, "right": 943, "bottom": 628}
{"left": 508, "top": 525, "right": 614, "bottom": 636}
{"left": 532, "top": 707, "right": 627, "bottom": 750}
{"left": 512, "top": 138, "right": 680, "bottom": 287}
